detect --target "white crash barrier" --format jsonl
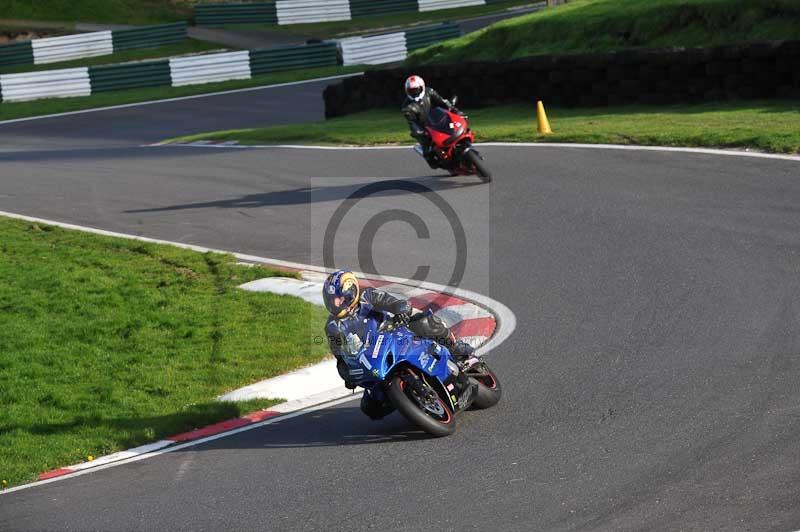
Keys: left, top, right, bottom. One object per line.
{"left": 31, "top": 31, "right": 113, "bottom": 64}
{"left": 0, "top": 67, "right": 91, "bottom": 102}
{"left": 339, "top": 32, "right": 408, "bottom": 66}
{"left": 168, "top": 51, "right": 252, "bottom": 87}
{"left": 418, "top": 0, "right": 486, "bottom": 12}
{"left": 276, "top": 0, "right": 352, "bottom": 25}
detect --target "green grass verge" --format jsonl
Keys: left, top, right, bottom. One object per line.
{"left": 165, "top": 100, "right": 800, "bottom": 154}
{"left": 0, "top": 0, "right": 191, "bottom": 25}
{"left": 0, "top": 39, "right": 227, "bottom": 75}
{"left": 408, "top": 0, "right": 800, "bottom": 65}
{"left": 0, "top": 216, "right": 329, "bottom": 487}
{"left": 0, "top": 65, "right": 362, "bottom": 121}
{"left": 224, "top": 0, "right": 537, "bottom": 39}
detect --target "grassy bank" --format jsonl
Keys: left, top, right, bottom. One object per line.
{"left": 0, "top": 39, "right": 226, "bottom": 75}
{"left": 165, "top": 101, "right": 800, "bottom": 154}
{"left": 0, "top": 0, "right": 192, "bottom": 25}
{"left": 409, "top": 0, "right": 800, "bottom": 65}
{"left": 0, "top": 217, "right": 329, "bottom": 487}
{"left": 0, "top": 65, "right": 362, "bottom": 122}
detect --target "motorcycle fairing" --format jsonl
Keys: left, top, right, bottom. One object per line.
{"left": 340, "top": 312, "right": 464, "bottom": 410}
{"left": 372, "top": 327, "right": 451, "bottom": 382}
{"left": 427, "top": 107, "right": 466, "bottom": 147}
{"left": 342, "top": 314, "right": 451, "bottom": 380}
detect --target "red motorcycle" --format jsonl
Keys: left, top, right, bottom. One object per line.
{"left": 413, "top": 97, "right": 492, "bottom": 183}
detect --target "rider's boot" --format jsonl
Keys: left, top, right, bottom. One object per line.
{"left": 422, "top": 144, "right": 439, "bottom": 169}
{"left": 424, "top": 154, "right": 438, "bottom": 169}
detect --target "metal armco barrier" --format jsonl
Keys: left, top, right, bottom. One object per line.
{"left": 32, "top": 31, "right": 113, "bottom": 65}
{"left": 196, "top": 0, "right": 494, "bottom": 25}
{"left": 340, "top": 32, "right": 407, "bottom": 66}
{"left": 0, "top": 25, "right": 456, "bottom": 103}
{"left": 0, "top": 23, "right": 187, "bottom": 69}
{"left": 89, "top": 61, "right": 172, "bottom": 92}
{"left": 0, "top": 67, "right": 91, "bottom": 102}
{"left": 418, "top": 0, "right": 485, "bottom": 12}
{"left": 338, "top": 23, "right": 461, "bottom": 66}
{"left": 350, "top": 0, "right": 418, "bottom": 17}
{"left": 0, "top": 41, "right": 338, "bottom": 102}
{"left": 276, "top": 0, "right": 352, "bottom": 25}
{"left": 0, "top": 41, "right": 34, "bottom": 68}
{"left": 169, "top": 51, "right": 252, "bottom": 87}
{"left": 249, "top": 42, "right": 338, "bottom": 74}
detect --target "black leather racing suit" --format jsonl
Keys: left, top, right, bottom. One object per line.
{"left": 325, "top": 287, "right": 471, "bottom": 419}
{"left": 401, "top": 87, "right": 458, "bottom": 168}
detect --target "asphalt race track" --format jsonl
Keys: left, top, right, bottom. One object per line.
{"left": 1, "top": 79, "right": 799, "bottom": 531}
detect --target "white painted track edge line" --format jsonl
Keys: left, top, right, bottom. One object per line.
{"left": 0, "top": 72, "right": 363, "bottom": 127}
{"left": 155, "top": 141, "right": 800, "bottom": 162}
{"left": 152, "top": 143, "right": 416, "bottom": 150}
{"left": 0, "top": 210, "right": 515, "bottom": 492}
{"left": 0, "top": 394, "right": 359, "bottom": 495}
{"left": 66, "top": 439, "right": 174, "bottom": 471}
{"left": 482, "top": 142, "right": 800, "bottom": 162}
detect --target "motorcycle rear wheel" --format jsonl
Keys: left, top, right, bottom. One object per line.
{"left": 465, "top": 150, "right": 492, "bottom": 183}
{"left": 387, "top": 368, "right": 456, "bottom": 437}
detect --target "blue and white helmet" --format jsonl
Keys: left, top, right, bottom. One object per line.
{"left": 322, "top": 270, "right": 360, "bottom": 318}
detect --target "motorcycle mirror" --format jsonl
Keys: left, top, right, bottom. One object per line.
{"left": 452, "top": 95, "right": 458, "bottom": 105}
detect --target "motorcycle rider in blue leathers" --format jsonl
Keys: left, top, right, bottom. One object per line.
{"left": 323, "top": 270, "right": 475, "bottom": 420}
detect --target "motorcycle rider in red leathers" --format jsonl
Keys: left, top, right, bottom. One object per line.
{"left": 401, "top": 75, "right": 460, "bottom": 169}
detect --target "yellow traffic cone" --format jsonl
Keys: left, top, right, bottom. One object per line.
{"left": 536, "top": 100, "right": 552, "bottom": 135}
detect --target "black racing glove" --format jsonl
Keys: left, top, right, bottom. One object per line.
{"left": 394, "top": 312, "right": 411, "bottom": 327}
{"left": 410, "top": 123, "right": 429, "bottom": 141}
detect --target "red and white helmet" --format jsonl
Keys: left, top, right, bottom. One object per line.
{"left": 405, "top": 75, "right": 426, "bottom": 102}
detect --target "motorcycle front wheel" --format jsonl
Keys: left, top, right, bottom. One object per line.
{"left": 466, "top": 361, "right": 502, "bottom": 409}
{"left": 465, "top": 150, "right": 492, "bottom": 183}
{"left": 387, "top": 368, "right": 456, "bottom": 437}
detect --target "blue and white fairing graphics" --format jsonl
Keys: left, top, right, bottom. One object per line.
{"left": 342, "top": 313, "right": 454, "bottom": 386}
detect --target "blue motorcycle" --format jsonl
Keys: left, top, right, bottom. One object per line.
{"left": 342, "top": 311, "right": 502, "bottom": 437}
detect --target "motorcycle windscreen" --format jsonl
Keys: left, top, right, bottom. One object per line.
{"left": 426, "top": 107, "right": 465, "bottom": 143}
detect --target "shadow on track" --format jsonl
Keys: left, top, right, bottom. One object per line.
{"left": 124, "top": 174, "right": 485, "bottom": 214}
{"left": 250, "top": 407, "right": 434, "bottom": 449}
{"left": 10, "top": 403, "right": 433, "bottom": 457}
{"left": 165, "top": 406, "right": 437, "bottom": 454}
